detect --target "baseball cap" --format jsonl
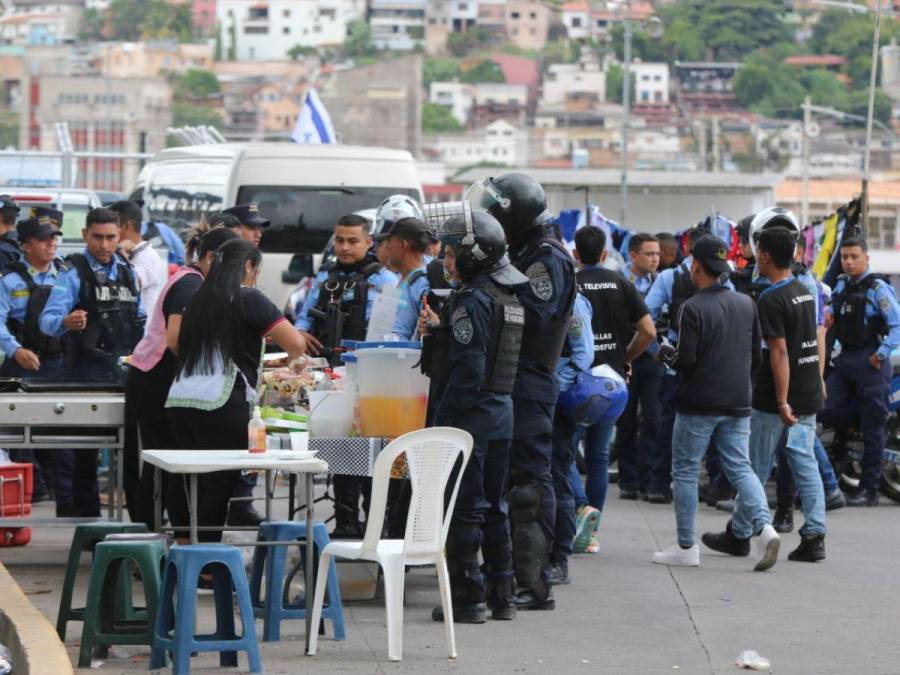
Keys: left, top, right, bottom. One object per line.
{"left": 17, "top": 217, "right": 62, "bottom": 242}
{"left": 373, "top": 217, "right": 432, "bottom": 248}
{"left": 222, "top": 203, "right": 269, "bottom": 228}
{"left": 692, "top": 235, "right": 731, "bottom": 275}
{"left": 29, "top": 206, "right": 64, "bottom": 229}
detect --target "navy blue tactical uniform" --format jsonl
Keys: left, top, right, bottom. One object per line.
{"left": 435, "top": 273, "right": 524, "bottom": 611}
{"left": 821, "top": 270, "right": 900, "bottom": 496}
{"left": 508, "top": 225, "right": 576, "bottom": 602}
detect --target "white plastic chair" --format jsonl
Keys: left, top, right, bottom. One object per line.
{"left": 308, "top": 427, "right": 474, "bottom": 662}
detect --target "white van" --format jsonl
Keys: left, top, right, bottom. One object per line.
{"left": 129, "top": 143, "right": 422, "bottom": 305}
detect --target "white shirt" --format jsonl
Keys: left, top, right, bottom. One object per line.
{"left": 129, "top": 241, "right": 168, "bottom": 327}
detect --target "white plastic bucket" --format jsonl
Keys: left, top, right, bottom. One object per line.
{"left": 308, "top": 390, "right": 356, "bottom": 438}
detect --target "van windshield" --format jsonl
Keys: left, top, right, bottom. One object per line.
{"left": 236, "top": 185, "right": 419, "bottom": 253}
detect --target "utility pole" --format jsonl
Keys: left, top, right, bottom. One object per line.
{"left": 801, "top": 96, "right": 811, "bottom": 228}
{"left": 862, "top": 0, "right": 884, "bottom": 235}
{"left": 620, "top": 16, "right": 632, "bottom": 228}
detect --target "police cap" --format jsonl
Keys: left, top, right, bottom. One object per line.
{"left": 17, "top": 217, "right": 62, "bottom": 242}
{"left": 692, "top": 235, "right": 731, "bottom": 275}
{"left": 222, "top": 203, "right": 270, "bottom": 229}
{"left": 29, "top": 206, "right": 64, "bottom": 230}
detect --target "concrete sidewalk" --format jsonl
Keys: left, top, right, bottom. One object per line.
{"left": 2, "top": 491, "right": 898, "bottom": 674}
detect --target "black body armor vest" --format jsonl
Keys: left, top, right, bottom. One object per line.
{"left": 833, "top": 274, "right": 887, "bottom": 349}
{"left": 4, "top": 260, "right": 63, "bottom": 359}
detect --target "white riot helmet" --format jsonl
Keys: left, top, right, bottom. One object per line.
{"left": 375, "top": 194, "right": 424, "bottom": 234}
{"left": 749, "top": 207, "right": 799, "bottom": 259}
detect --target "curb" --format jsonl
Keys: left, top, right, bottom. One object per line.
{"left": 0, "top": 561, "right": 73, "bottom": 675}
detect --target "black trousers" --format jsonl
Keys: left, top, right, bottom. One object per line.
{"left": 124, "top": 365, "right": 178, "bottom": 528}
{"left": 166, "top": 384, "right": 249, "bottom": 542}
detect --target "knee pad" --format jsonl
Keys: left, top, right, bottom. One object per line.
{"left": 509, "top": 482, "right": 542, "bottom": 525}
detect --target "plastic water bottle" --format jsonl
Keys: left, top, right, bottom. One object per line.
{"left": 248, "top": 406, "right": 267, "bottom": 454}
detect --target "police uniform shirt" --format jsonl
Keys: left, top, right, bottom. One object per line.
{"left": 555, "top": 293, "right": 594, "bottom": 391}
{"left": 0, "top": 262, "right": 60, "bottom": 358}
{"left": 435, "top": 277, "right": 514, "bottom": 441}
{"left": 753, "top": 277, "right": 822, "bottom": 416}
{"left": 577, "top": 264, "right": 649, "bottom": 377}
{"left": 829, "top": 270, "right": 900, "bottom": 361}
{"left": 390, "top": 266, "right": 430, "bottom": 341}
{"left": 622, "top": 262, "right": 655, "bottom": 296}
{"left": 294, "top": 264, "right": 398, "bottom": 331}
{"left": 39, "top": 251, "right": 145, "bottom": 338}
{"left": 0, "top": 231, "right": 20, "bottom": 266}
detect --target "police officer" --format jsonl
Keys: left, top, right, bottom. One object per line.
{"left": 474, "top": 172, "right": 576, "bottom": 610}
{"left": 28, "top": 206, "right": 64, "bottom": 232}
{"left": 221, "top": 203, "right": 270, "bottom": 247}
{"left": 40, "top": 207, "right": 146, "bottom": 384}
{"left": 420, "top": 246, "right": 458, "bottom": 425}
{"left": 294, "top": 213, "right": 397, "bottom": 537}
{"left": 0, "top": 214, "right": 65, "bottom": 506}
{"left": 822, "top": 236, "right": 900, "bottom": 506}
{"left": 295, "top": 214, "right": 397, "bottom": 363}
{"left": 429, "top": 208, "right": 527, "bottom": 623}
{"left": 0, "top": 195, "right": 22, "bottom": 268}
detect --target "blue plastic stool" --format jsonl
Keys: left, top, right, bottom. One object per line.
{"left": 249, "top": 521, "right": 346, "bottom": 642}
{"left": 150, "top": 545, "right": 262, "bottom": 675}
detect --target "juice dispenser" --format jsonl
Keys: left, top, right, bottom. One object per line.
{"left": 355, "top": 342, "right": 429, "bottom": 438}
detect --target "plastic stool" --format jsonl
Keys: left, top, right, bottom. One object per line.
{"left": 104, "top": 532, "right": 174, "bottom": 623}
{"left": 56, "top": 522, "right": 148, "bottom": 640}
{"left": 151, "top": 544, "right": 262, "bottom": 675}
{"left": 77, "top": 539, "right": 167, "bottom": 668}
{"left": 249, "top": 521, "right": 346, "bottom": 642}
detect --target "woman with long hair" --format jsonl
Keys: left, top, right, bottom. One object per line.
{"left": 123, "top": 225, "right": 241, "bottom": 527}
{"left": 165, "top": 238, "right": 306, "bottom": 541}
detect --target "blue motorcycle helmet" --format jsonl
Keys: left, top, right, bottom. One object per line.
{"left": 558, "top": 365, "right": 628, "bottom": 427}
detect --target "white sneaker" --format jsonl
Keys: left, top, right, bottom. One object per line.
{"left": 754, "top": 524, "right": 781, "bottom": 572}
{"left": 652, "top": 543, "right": 700, "bottom": 567}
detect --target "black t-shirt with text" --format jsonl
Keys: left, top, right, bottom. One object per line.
{"left": 234, "top": 286, "right": 285, "bottom": 388}
{"left": 752, "top": 277, "right": 822, "bottom": 416}
{"left": 576, "top": 266, "right": 649, "bottom": 377}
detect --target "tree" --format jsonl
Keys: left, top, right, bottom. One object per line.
{"left": 172, "top": 102, "right": 223, "bottom": 128}
{"left": 605, "top": 63, "right": 634, "bottom": 105}
{"left": 105, "top": 0, "right": 192, "bottom": 42}
{"left": 343, "top": 20, "right": 374, "bottom": 59}
{"left": 460, "top": 60, "right": 505, "bottom": 84}
{"left": 424, "top": 57, "right": 461, "bottom": 88}
{"left": 172, "top": 69, "right": 220, "bottom": 101}
{"left": 610, "top": 25, "right": 667, "bottom": 63}
{"left": 848, "top": 88, "right": 893, "bottom": 126}
{"left": 541, "top": 40, "right": 580, "bottom": 65}
{"left": 422, "top": 102, "right": 463, "bottom": 133}
{"left": 0, "top": 111, "right": 18, "bottom": 149}
{"left": 287, "top": 44, "right": 318, "bottom": 60}
{"left": 78, "top": 7, "right": 104, "bottom": 42}
{"left": 812, "top": 10, "right": 900, "bottom": 88}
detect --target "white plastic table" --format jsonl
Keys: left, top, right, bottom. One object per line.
{"left": 141, "top": 449, "right": 328, "bottom": 653}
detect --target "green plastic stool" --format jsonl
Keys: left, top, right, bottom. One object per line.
{"left": 104, "top": 533, "right": 173, "bottom": 623}
{"left": 56, "top": 522, "right": 147, "bottom": 641}
{"left": 78, "top": 539, "right": 167, "bottom": 669}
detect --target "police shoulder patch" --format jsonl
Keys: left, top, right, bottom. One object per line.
{"left": 878, "top": 294, "right": 892, "bottom": 311}
{"left": 526, "top": 262, "right": 553, "bottom": 301}
{"left": 452, "top": 306, "right": 473, "bottom": 345}
{"left": 568, "top": 314, "right": 583, "bottom": 337}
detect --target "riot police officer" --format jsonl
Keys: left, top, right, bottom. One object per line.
{"left": 39, "top": 207, "right": 146, "bottom": 384}
{"left": 294, "top": 213, "right": 397, "bottom": 537}
{"left": 0, "top": 195, "right": 22, "bottom": 268}
{"left": 822, "top": 236, "right": 900, "bottom": 506}
{"left": 474, "top": 172, "right": 576, "bottom": 610}
{"left": 429, "top": 207, "right": 527, "bottom": 623}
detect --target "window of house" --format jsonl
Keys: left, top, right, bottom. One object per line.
{"left": 641, "top": 91, "right": 649, "bottom": 102}
{"left": 511, "top": 11, "right": 520, "bottom": 19}
{"left": 283, "top": 26, "right": 290, "bottom": 34}
{"left": 284, "top": 9, "right": 290, "bottom": 17}
{"left": 572, "top": 17, "right": 582, "bottom": 27}
{"left": 654, "top": 91, "right": 662, "bottom": 102}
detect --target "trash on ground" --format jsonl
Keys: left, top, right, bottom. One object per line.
{"left": 735, "top": 650, "right": 771, "bottom": 671}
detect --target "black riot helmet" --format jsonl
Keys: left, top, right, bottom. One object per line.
{"left": 438, "top": 205, "right": 527, "bottom": 287}
{"left": 467, "top": 173, "right": 548, "bottom": 245}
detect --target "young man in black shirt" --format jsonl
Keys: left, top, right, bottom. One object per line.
{"left": 651, "top": 235, "right": 779, "bottom": 571}
{"left": 570, "top": 226, "right": 655, "bottom": 538}
{"left": 704, "top": 227, "right": 827, "bottom": 562}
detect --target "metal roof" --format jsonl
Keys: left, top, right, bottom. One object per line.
{"left": 454, "top": 168, "right": 782, "bottom": 191}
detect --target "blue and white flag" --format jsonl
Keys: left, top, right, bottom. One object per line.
{"left": 291, "top": 87, "right": 337, "bottom": 144}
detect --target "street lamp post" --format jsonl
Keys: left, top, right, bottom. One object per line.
{"left": 620, "top": 19, "right": 632, "bottom": 228}
{"left": 862, "top": 0, "right": 884, "bottom": 235}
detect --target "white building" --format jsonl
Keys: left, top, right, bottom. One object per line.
{"left": 426, "top": 0, "right": 479, "bottom": 31}
{"left": 542, "top": 60, "right": 606, "bottom": 106}
{"left": 429, "top": 81, "right": 474, "bottom": 126}
{"left": 0, "top": 1, "right": 83, "bottom": 46}
{"left": 631, "top": 62, "right": 669, "bottom": 105}
{"left": 369, "top": 0, "right": 427, "bottom": 51}
{"left": 217, "top": 0, "right": 363, "bottom": 61}
{"left": 431, "top": 119, "right": 526, "bottom": 168}
{"left": 561, "top": 1, "right": 591, "bottom": 41}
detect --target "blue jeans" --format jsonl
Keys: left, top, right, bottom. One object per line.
{"left": 672, "top": 413, "right": 769, "bottom": 548}
{"left": 576, "top": 421, "right": 616, "bottom": 512}
{"left": 776, "top": 435, "right": 839, "bottom": 505}
{"left": 733, "top": 411, "right": 826, "bottom": 539}
{"left": 569, "top": 462, "right": 588, "bottom": 510}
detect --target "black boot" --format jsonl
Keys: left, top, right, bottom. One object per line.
{"left": 772, "top": 505, "right": 794, "bottom": 533}
{"left": 701, "top": 520, "right": 750, "bottom": 557}
{"left": 485, "top": 578, "right": 516, "bottom": 621}
{"left": 788, "top": 534, "right": 826, "bottom": 562}
{"left": 514, "top": 587, "right": 555, "bottom": 610}
{"left": 434, "top": 524, "right": 487, "bottom": 623}
{"left": 845, "top": 489, "right": 879, "bottom": 507}
{"left": 431, "top": 602, "right": 487, "bottom": 624}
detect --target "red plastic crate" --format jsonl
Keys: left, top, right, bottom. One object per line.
{"left": 1, "top": 462, "right": 33, "bottom": 517}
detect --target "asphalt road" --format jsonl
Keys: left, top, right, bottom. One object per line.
{"left": 2, "top": 485, "right": 898, "bottom": 674}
